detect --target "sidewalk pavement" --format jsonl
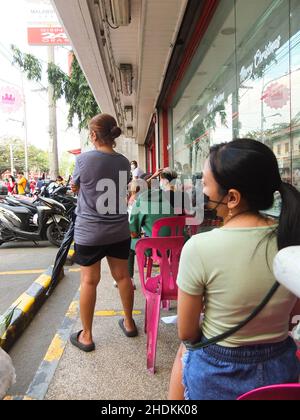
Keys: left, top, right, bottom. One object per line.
{"left": 33, "top": 259, "right": 180, "bottom": 400}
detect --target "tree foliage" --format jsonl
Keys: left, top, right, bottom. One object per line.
{"left": 11, "top": 45, "right": 100, "bottom": 131}
{"left": 11, "top": 45, "right": 42, "bottom": 82}
{"left": 0, "top": 138, "right": 49, "bottom": 175}
{"left": 59, "top": 152, "right": 75, "bottom": 179}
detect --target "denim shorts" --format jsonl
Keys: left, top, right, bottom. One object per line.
{"left": 182, "top": 336, "right": 300, "bottom": 400}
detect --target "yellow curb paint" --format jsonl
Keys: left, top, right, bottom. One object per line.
{"left": 94, "top": 310, "right": 142, "bottom": 317}
{"left": 0, "top": 269, "right": 45, "bottom": 276}
{"left": 68, "top": 268, "right": 80, "bottom": 273}
{"left": 4, "top": 395, "right": 35, "bottom": 400}
{"left": 12, "top": 293, "right": 35, "bottom": 313}
{"left": 35, "top": 274, "right": 52, "bottom": 289}
{"left": 66, "top": 300, "right": 79, "bottom": 319}
{"left": 44, "top": 334, "right": 64, "bottom": 363}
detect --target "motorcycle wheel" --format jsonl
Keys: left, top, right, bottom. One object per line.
{"left": 46, "top": 220, "right": 69, "bottom": 247}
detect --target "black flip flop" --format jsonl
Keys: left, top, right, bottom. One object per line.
{"left": 118, "top": 318, "right": 138, "bottom": 337}
{"left": 70, "top": 330, "right": 95, "bottom": 352}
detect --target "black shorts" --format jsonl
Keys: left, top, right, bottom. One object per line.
{"left": 74, "top": 238, "right": 131, "bottom": 267}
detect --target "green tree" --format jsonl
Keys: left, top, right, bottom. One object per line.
{"left": 0, "top": 138, "right": 49, "bottom": 175}
{"left": 59, "top": 152, "right": 75, "bottom": 179}
{"left": 11, "top": 46, "right": 100, "bottom": 131}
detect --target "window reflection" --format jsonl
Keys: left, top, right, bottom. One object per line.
{"left": 171, "top": 0, "right": 300, "bottom": 191}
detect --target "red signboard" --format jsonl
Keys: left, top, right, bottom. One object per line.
{"left": 28, "top": 27, "right": 70, "bottom": 46}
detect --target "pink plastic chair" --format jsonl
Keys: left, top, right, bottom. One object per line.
{"left": 152, "top": 216, "right": 186, "bottom": 238}
{"left": 135, "top": 236, "right": 185, "bottom": 374}
{"left": 151, "top": 217, "right": 186, "bottom": 310}
{"left": 186, "top": 217, "right": 223, "bottom": 235}
{"left": 237, "top": 384, "right": 300, "bottom": 400}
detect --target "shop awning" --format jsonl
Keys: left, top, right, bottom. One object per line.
{"left": 68, "top": 149, "right": 81, "bottom": 155}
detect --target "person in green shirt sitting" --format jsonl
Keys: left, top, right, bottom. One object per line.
{"left": 128, "top": 168, "right": 189, "bottom": 287}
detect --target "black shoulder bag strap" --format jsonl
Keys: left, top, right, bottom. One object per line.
{"left": 184, "top": 282, "right": 280, "bottom": 350}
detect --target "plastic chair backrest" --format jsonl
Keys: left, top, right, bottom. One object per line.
{"left": 136, "top": 236, "right": 184, "bottom": 300}
{"left": 186, "top": 217, "right": 223, "bottom": 235}
{"left": 152, "top": 216, "right": 186, "bottom": 238}
{"left": 273, "top": 246, "right": 300, "bottom": 298}
{"left": 237, "top": 384, "right": 300, "bottom": 400}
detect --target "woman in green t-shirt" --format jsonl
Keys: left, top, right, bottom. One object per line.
{"left": 169, "top": 138, "right": 300, "bottom": 400}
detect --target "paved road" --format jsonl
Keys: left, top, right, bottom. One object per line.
{"left": 0, "top": 241, "right": 58, "bottom": 313}
{"left": 0, "top": 241, "right": 80, "bottom": 396}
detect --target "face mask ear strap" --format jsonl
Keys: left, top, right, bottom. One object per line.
{"left": 212, "top": 195, "right": 228, "bottom": 210}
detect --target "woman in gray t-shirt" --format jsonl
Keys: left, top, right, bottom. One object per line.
{"left": 70, "top": 114, "right": 138, "bottom": 353}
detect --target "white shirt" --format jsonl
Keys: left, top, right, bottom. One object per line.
{"left": 132, "top": 167, "right": 144, "bottom": 179}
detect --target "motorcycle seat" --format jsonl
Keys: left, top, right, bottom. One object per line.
{"left": 0, "top": 204, "right": 32, "bottom": 216}
{"left": 17, "top": 199, "right": 37, "bottom": 209}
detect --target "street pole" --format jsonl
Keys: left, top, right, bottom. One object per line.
{"left": 48, "top": 45, "right": 59, "bottom": 179}
{"left": 9, "top": 143, "right": 14, "bottom": 176}
{"left": 21, "top": 75, "right": 29, "bottom": 178}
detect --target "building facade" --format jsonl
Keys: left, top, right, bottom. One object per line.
{"left": 152, "top": 0, "right": 300, "bottom": 192}
{"left": 53, "top": 0, "right": 300, "bottom": 192}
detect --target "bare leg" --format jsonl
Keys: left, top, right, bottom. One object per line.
{"left": 78, "top": 261, "right": 101, "bottom": 346}
{"left": 107, "top": 256, "right": 136, "bottom": 332}
{"left": 168, "top": 343, "right": 186, "bottom": 400}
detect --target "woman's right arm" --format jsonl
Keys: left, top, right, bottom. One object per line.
{"left": 176, "top": 237, "right": 206, "bottom": 343}
{"left": 178, "top": 289, "right": 203, "bottom": 343}
{"left": 71, "top": 158, "right": 81, "bottom": 193}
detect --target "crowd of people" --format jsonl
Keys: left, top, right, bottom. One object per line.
{"left": 68, "top": 112, "right": 300, "bottom": 400}
{"left": 1, "top": 174, "right": 66, "bottom": 197}
{"left": 2, "top": 114, "right": 298, "bottom": 400}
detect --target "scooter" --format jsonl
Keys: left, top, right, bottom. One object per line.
{"left": 5, "top": 184, "right": 77, "bottom": 222}
{"left": 0, "top": 196, "right": 70, "bottom": 247}
{"left": 4, "top": 189, "right": 76, "bottom": 222}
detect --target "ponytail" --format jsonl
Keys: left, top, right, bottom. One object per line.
{"left": 277, "top": 182, "right": 300, "bottom": 250}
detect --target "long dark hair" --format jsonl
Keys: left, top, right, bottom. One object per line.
{"left": 209, "top": 139, "right": 300, "bottom": 250}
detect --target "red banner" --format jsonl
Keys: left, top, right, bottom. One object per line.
{"left": 27, "top": 27, "right": 70, "bottom": 46}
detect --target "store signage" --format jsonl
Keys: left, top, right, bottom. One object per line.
{"left": 240, "top": 35, "right": 282, "bottom": 83}
{"left": 262, "top": 83, "right": 290, "bottom": 109}
{"left": 28, "top": 27, "right": 70, "bottom": 45}
{"left": 207, "top": 92, "right": 225, "bottom": 114}
{"left": 26, "top": 0, "right": 70, "bottom": 46}
{"left": 0, "top": 86, "right": 23, "bottom": 114}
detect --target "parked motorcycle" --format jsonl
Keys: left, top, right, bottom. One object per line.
{"left": 43, "top": 185, "right": 77, "bottom": 221}
{"left": 0, "top": 196, "right": 69, "bottom": 247}
{"left": 3, "top": 185, "right": 77, "bottom": 222}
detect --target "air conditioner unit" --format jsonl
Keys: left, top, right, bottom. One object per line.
{"left": 127, "top": 126, "right": 134, "bottom": 137}
{"left": 119, "top": 64, "right": 133, "bottom": 96}
{"left": 109, "top": 0, "right": 131, "bottom": 26}
{"left": 124, "top": 105, "right": 133, "bottom": 122}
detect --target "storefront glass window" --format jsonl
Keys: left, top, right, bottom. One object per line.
{"left": 291, "top": 0, "right": 300, "bottom": 191}
{"left": 237, "top": 0, "right": 291, "bottom": 183}
{"left": 171, "top": 0, "right": 236, "bottom": 179}
{"left": 171, "top": 0, "right": 300, "bottom": 192}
